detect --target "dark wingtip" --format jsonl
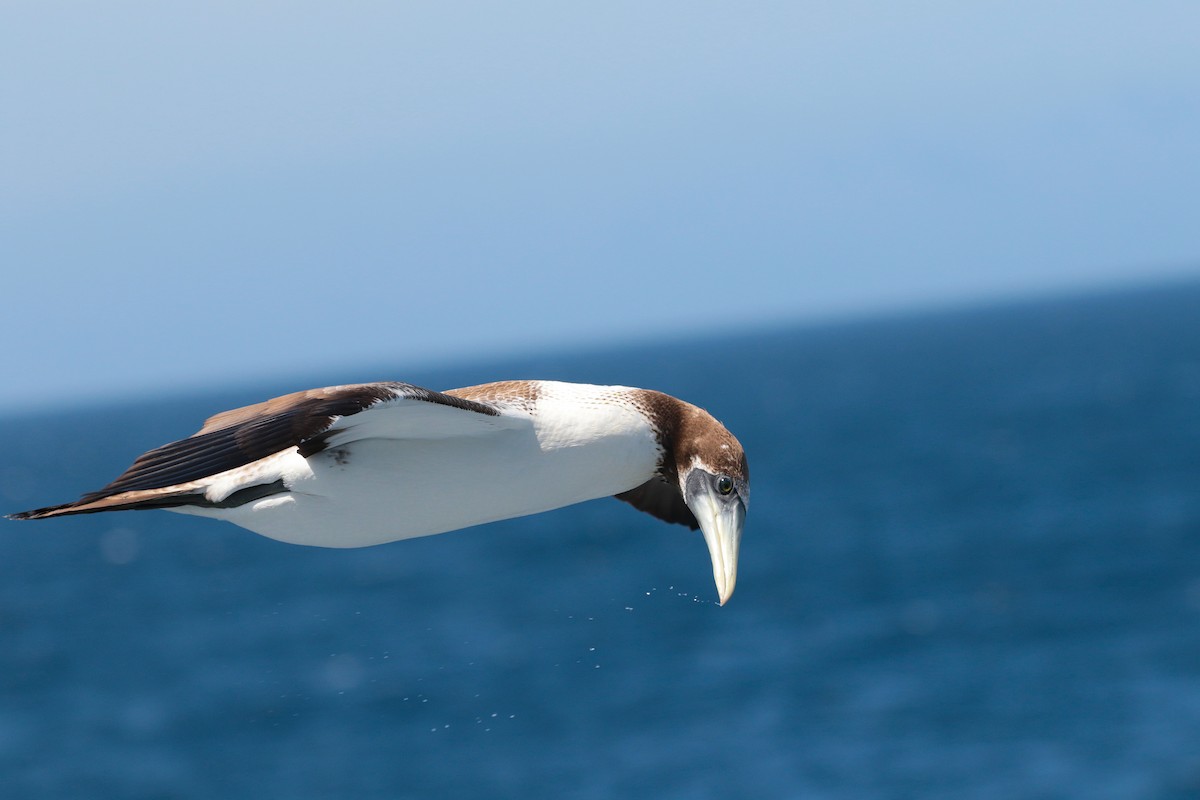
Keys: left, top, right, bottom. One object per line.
{"left": 6, "top": 510, "right": 59, "bottom": 522}
{"left": 6, "top": 503, "right": 76, "bottom": 521}
{"left": 6, "top": 501, "right": 109, "bottom": 520}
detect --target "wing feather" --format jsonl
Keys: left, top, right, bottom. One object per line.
{"left": 614, "top": 477, "right": 698, "bottom": 530}
{"left": 50, "top": 382, "right": 512, "bottom": 509}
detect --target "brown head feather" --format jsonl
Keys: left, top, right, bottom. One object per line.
{"left": 630, "top": 390, "right": 748, "bottom": 487}
{"left": 614, "top": 389, "right": 748, "bottom": 527}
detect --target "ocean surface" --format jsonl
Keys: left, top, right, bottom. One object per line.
{"left": 3, "top": 282, "right": 1200, "bottom": 799}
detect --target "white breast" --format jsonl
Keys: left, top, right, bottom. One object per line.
{"left": 179, "top": 382, "right": 662, "bottom": 547}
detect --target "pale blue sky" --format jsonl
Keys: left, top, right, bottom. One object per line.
{"left": 3, "top": 2, "right": 1199, "bottom": 413}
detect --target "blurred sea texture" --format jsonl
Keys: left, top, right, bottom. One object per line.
{"left": 2, "top": 281, "right": 1200, "bottom": 798}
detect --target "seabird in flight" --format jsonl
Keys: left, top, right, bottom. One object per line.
{"left": 9, "top": 380, "right": 749, "bottom": 604}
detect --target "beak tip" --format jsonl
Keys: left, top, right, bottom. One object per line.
{"left": 715, "top": 579, "right": 735, "bottom": 606}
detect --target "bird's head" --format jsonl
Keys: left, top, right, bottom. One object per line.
{"left": 673, "top": 407, "right": 749, "bottom": 606}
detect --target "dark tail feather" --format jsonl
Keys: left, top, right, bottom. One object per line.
{"left": 7, "top": 503, "right": 82, "bottom": 520}
{"left": 7, "top": 480, "right": 287, "bottom": 521}
{"left": 7, "top": 490, "right": 204, "bottom": 520}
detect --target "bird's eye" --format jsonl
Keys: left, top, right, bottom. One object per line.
{"left": 716, "top": 475, "right": 734, "bottom": 495}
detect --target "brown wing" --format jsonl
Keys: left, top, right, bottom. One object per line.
{"left": 9, "top": 381, "right": 503, "bottom": 519}
{"left": 614, "top": 476, "right": 698, "bottom": 530}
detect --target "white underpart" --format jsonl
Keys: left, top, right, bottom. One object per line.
{"left": 202, "top": 450, "right": 310, "bottom": 504}
{"left": 176, "top": 382, "right": 662, "bottom": 548}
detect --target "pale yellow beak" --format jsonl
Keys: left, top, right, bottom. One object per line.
{"left": 694, "top": 493, "right": 745, "bottom": 606}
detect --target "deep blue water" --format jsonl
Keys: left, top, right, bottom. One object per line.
{"left": 3, "top": 282, "right": 1200, "bottom": 799}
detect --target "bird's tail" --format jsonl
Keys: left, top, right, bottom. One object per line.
{"left": 7, "top": 489, "right": 204, "bottom": 520}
